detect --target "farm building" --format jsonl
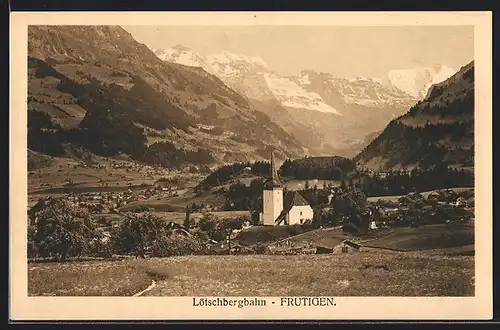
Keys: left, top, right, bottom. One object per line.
{"left": 315, "top": 238, "right": 362, "bottom": 254}
{"left": 259, "top": 152, "right": 313, "bottom": 226}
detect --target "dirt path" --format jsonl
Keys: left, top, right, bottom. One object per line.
{"left": 132, "top": 280, "right": 157, "bottom": 297}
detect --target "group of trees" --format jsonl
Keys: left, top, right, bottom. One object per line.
{"left": 299, "top": 184, "right": 371, "bottom": 233}
{"left": 355, "top": 164, "right": 474, "bottom": 197}
{"left": 28, "top": 197, "right": 251, "bottom": 261}
{"left": 196, "top": 161, "right": 270, "bottom": 192}
{"left": 27, "top": 110, "right": 66, "bottom": 156}
{"left": 196, "top": 156, "right": 358, "bottom": 193}
{"left": 279, "top": 156, "right": 355, "bottom": 180}
{"left": 223, "top": 179, "right": 265, "bottom": 214}
{"left": 137, "top": 141, "right": 215, "bottom": 168}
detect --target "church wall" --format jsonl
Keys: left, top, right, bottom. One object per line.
{"left": 262, "top": 188, "right": 283, "bottom": 225}
{"left": 288, "top": 205, "right": 314, "bottom": 225}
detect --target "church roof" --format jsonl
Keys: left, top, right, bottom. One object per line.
{"left": 283, "top": 191, "right": 310, "bottom": 212}
{"left": 274, "top": 191, "right": 311, "bottom": 225}
{"left": 275, "top": 211, "right": 287, "bottom": 225}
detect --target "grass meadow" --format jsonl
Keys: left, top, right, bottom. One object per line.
{"left": 28, "top": 251, "right": 474, "bottom": 297}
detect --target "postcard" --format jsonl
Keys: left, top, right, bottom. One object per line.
{"left": 10, "top": 11, "right": 492, "bottom": 321}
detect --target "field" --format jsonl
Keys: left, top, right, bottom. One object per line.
{"left": 28, "top": 153, "right": 205, "bottom": 194}
{"left": 28, "top": 259, "right": 157, "bottom": 296}
{"left": 28, "top": 217, "right": 475, "bottom": 297}
{"left": 362, "top": 222, "right": 474, "bottom": 252}
{"left": 28, "top": 251, "right": 474, "bottom": 297}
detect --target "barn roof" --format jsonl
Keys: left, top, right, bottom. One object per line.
{"left": 342, "top": 240, "right": 362, "bottom": 249}
{"left": 314, "top": 237, "right": 344, "bottom": 249}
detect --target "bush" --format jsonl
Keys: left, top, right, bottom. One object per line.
{"left": 252, "top": 243, "right": 268, "bottom": 254}
{"left": 112, "top": 212, "right": 209, "bottom": 257}
{"left": 190, "top": 228, "right": 210, "bottom": 242}
{"left": 150, "top": 233, "right": 206, "bottom": 257}
{"left": 28, "top": 225, "right": 38, "bottom": 259}
{"left": 129, "top": 204, "right": 153, "bottom": 213}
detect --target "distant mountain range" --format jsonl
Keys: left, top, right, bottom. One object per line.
{"left": 354, "top": 61, "right": 474, "bottom": 171}
{"left": 154, "top": 45, "right": 457, "bottom": 156}
{"left": 26, "top": 26, "right": 470, "bottom": 171}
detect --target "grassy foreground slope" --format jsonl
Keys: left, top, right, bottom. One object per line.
{"left": 29, "top": 251, "right": 473, "bottom": 297}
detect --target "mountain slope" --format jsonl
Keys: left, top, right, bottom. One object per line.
{"left": 354, "top": 61, "right": 474, "bottom": 171}
{"left": 27, "top": 26, "right": 306, "bottom": 168}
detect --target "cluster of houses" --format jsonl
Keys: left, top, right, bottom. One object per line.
{"left": 371, "top": 189, "right": 475, "bottom": 227}
{"left": 30, "top": 183, "right": 185, "bottom": 217}
{"left": 108, "top": 161, "right": 172, "bottom": 177}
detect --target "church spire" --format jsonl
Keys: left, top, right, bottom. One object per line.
{"left": 269, "top": 151, "right": 281, "bottom": 188}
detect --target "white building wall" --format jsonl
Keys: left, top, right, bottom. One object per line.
{"left": 287, "top": 205, "right": 314, "bottom": 225}
{"left": 261, "top": 188, "right": 283, "bottom": 226}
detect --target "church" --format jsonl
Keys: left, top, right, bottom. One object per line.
{"left": 259, "top": 152, "right": 314, "bottom": 226}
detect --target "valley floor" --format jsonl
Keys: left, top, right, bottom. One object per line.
{"left": 28, "top": 249, "right": 474, "bottom": 297}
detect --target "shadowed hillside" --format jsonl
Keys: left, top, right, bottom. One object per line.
{"left": 27, "top": 25, "right": 305, "bottom": 169}
{"left": 354, "top": 61, "right": 474, "bottom": 171}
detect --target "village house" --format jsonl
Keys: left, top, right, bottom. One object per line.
{"left": 259, "top": 152, "right": 314, "bottom": 226}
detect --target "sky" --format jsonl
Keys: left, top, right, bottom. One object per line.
{"left": 123, "top": 25, "right": 474, "bottom": 78}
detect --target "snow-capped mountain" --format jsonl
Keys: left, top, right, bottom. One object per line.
{"left": 206, "top": 50, "right": 270, "bottom": 78}
{"left": 152, "top": 44, "right": 461, "bottom": 157}
{"left": 153, "top": 45, "right": 217, "bottom": 76}
{"left": 295, "top": 70, "right": 417, "bottom": 109}
{"left": 154, "top": 46, "right": 339, "bottom": 114}
{"left": 263, "top": 73, "right": 339, "bottom": 114}
{"left": 206, "top": 51, "right": 341, "bottom": 114}
{"left": 382, "top": 64, "right": 456, "bottom": 99}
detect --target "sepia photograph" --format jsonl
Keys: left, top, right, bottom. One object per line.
{"left": 10, "top": 11, "right": 492, "bottom": 320}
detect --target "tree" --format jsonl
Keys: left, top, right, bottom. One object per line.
{"left": 183, "top": 206, "right": 192, "bottom": 229}
{"left": 112, "top": 211, "right": 170, "bottom": 258}
{"left": 29, "top": 198, "right": 100, "bottom": 261}
{"left": 150, "top": 233, "right": 206, "bottom": 257}
{"left": 197, "top": 213, "right": 225, "bottom": 241}
{"left": 340, "top": 179, "right": 347, "bottom": 191}
{"left": 331, "top": 187, "right": 370, "bottom": 234}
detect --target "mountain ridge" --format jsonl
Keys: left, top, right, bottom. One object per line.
{"left": 27, "top": 25, "right": 306, "bottom": 169}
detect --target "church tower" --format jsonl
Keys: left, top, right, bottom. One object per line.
{"left": 260, "top": 152, "right": 284, "bottom": 226}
